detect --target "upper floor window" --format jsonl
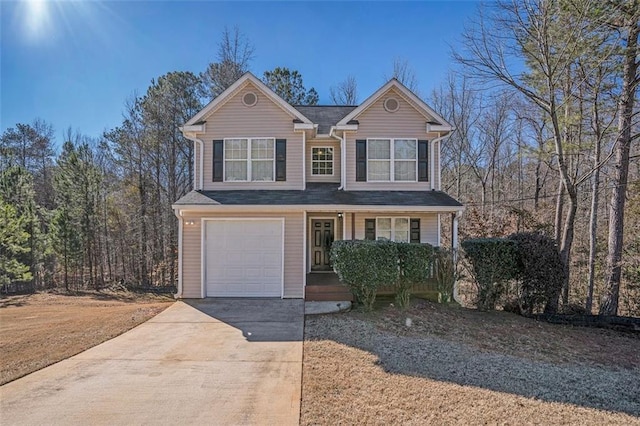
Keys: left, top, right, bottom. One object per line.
{"left": 376, "top": 217, "right": 410, "bottom": 242}
{"left": 311, "top": 147, "right": 334, "bottom": 175}
{"left": 367, "top": 139, "right": 417, "bottom": 182}
{"left": 224, "top": 138, "right": 275, "bottom": 182}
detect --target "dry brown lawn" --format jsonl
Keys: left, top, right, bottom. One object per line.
{"left": 302, "top": 299, "right": 640, "bottom": 425}
{"left": 0, "top": 291, "right": 173, "bottom": 385}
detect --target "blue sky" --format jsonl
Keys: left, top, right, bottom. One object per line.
{"left": 1, "top": 1, "right": 479, "bottom": 144}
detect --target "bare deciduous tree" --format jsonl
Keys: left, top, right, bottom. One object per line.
{"left": 385, "top": 58, "right": 419, "bottom": 94}
{"left": 330, "top": 75, "right": 358, "bottom": 105}
{"left": 200, "top": 26, "right": 255, "bottom": 100}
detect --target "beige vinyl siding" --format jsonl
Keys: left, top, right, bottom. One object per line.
{"left": 181, "top": 218, "right": 202, "bottom": 298}
{"left": 345, "top": 87, "right": 441, "bottom": 191}
{"left": 306, "top": 139, "right": 340, "bottom": 183}
{"left": 180, "top": 211, "right": 304, "bottom": 299}
{"left": 350, "top": 212, "right": 439, "bottom": 246}
{"left": 199, "top": 82, "right": 303, "bottom": 190}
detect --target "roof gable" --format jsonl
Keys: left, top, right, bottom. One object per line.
{"left": 184, "top": 73, "right": 312, "bottom": 127}
{"left": 337, "top": 79, "right": 453, "bottom": 130}
{"left": 292, "top": 105, "right": 357, "bottom": 134}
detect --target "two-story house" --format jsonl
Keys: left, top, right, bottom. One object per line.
{"left": 173, "top": 73, "right": 463, "bottom": 300}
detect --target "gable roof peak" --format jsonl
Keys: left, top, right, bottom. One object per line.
{"left": 184, "top": 72, "right": 312, "bottom": 127}
{"left": 336, "top": 78, "right": 452, "bottom": 130}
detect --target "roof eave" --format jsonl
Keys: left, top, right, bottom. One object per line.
{"left": 173, "top": 204, "right": 464, "bottom": 212}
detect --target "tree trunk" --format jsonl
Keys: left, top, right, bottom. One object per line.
{"left": 586, "top": 103, "right": 603, "bottom": 313}
{"left": 560, "top": 192, "right": 577, "bottom": 305}
{"left": 600, "top": 17, "right": 639, "bottom": 316}
{"left": 554, "top": 178, "right": 565, "bottom": 244}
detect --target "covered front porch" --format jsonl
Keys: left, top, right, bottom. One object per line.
{"left": 303, "top": 209, "right": 462, "bottom": 302}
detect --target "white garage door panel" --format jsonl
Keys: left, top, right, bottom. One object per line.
{"left": 205, "top": 219, "right": 283, "bottom": 297}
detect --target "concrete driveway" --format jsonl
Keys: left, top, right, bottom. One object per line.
{"left": 0, "top": 299, "right": 304, "bottom": 426}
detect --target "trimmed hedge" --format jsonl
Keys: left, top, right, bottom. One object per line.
{"left": 461, "top": 238, "right": 519, "bottom": 311}
{"left": 330, "top": 240, "right": 435, "bottom": 311}
{"left": 508, "top": 232, "right": 564, "bottom": 315}
{"left": 330, "top": 240, "right": 399, "bottom": 311}
{"left": 462, "top": 233, "right": 564, "bottom": 314}
{"left": 396, "top": 243, "right": 434, "bottom": 308}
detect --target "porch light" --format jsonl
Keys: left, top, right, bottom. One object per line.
{"left": 338, "top": 212, "right": 343, "bottom": 219}
{"left": 185, "top": 220, "right": 196, "bottom": 226}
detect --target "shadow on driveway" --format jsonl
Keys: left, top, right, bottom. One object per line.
{"left": 184, "top": 298, "right": 304, "bottom": 342}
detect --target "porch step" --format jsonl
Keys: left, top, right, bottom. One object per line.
{"left": 305, "top": 284, "right": 354, "bottom": 302}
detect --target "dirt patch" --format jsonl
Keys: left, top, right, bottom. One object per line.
{"left": 0, "top": 291, "right": 173, "bottom": 385}
{"left": 301, "top": 300, "right": 640, "bottom": 425}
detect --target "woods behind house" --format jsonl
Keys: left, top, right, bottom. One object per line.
{"left": 1, "top": 2, "right": 639, "bottom": 316}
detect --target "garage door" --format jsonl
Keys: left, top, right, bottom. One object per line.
{"left": 205, "top": 219, "right": 283, "bottom": 297}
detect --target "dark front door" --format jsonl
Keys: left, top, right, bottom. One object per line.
{"left": 311, "top": 219, "right": 334, "bottom": 271}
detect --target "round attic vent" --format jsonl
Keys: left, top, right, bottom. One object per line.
{"left": 384, "top": 97, "right": 400, "bottom": 112}
{"left": 242, "top": 92, "right": 258, "bottom": 107}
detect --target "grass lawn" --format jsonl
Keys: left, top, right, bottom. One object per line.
{"left": 0, "top": 291, "right": 173, "bottom": 385}
{"left": 301, "top": 299, "right": 640, "bottom": 425}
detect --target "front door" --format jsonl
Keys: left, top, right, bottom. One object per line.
{"left": 311, "top": 219, "right": 334, "bottom": 271}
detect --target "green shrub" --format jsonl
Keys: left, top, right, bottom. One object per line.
{"left": 330, "top": 240, "right": 399, "bottom": 311}
{"left": 508, "top": 232, "right": 564, "bottom": 315}
{"left": 434, "top": 248, "right": 456, "bottom": 303}
{"left": 461, "top": 238, "right": 518, "bottom": 311}
{"left": 396, "top": 243, "right": 434, "bottom": 309}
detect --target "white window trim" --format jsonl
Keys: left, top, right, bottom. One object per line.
{"left": 366, "top": 138, "right": 418, "bottom": 182}
{"left": 375, "top": 217, "right": 410, "bottom": 242}
{"left": 223, "top": 137, "right": 276, "bottom": 182}
{"left": 311, "top": 146, "right": 335, "bottom": 176}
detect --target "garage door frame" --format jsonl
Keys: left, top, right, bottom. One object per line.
{"left": 201, "top": 217, "right": 285, "bottom": 298}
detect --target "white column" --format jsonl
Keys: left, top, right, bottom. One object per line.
{"left": 452, "top": 211, "right": 460, "bottom": 253}
{"left": 452, "top": 211, "right": 462, "bottom": 303}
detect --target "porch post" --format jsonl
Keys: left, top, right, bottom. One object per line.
{"left": 351, "top": 213, "right": 355, "bottom": 240}
{"left": 452, "top": 212, "right": 459, "bottom": 255}
{"left": 452, "top": 211, "right": 461, "bottom": 303}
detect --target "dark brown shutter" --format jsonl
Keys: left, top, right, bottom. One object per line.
{"left": 212, "top": 140, "right": 224, "bottom": 182}
{"left": 410, "top": 219, "right": 421, "bottom": 243}
{"left": 418, "top": 140, "right": 429, "bottom": 182}
{"left": 276, "top": 139, "right": 286, "bottom": 181}
{"left": 365, "top": 219, "right": 376, "bottom": 240}
{"left": 356, "top": 139, "right": 367, "bottom": 181}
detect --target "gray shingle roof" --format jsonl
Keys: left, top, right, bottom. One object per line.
{"left": 292, "top": 106, "right": 358, "bottom": 134}
{"left": 174, "top": 183, "right": 463, "bottom": 208}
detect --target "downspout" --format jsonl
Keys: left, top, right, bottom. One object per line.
{"left": 337, "top": 130, "right": 346, "bottom": 190}
{"left": 430, "top": 132, "right": 452, "bottom": 191}
{"left": 329, "top": 126, "right": 347, "bottom": 190}
{"left": 302, "top": 130, "right": 306, "bottom": 190}
{"left": 184, "top": 135, "right": 204, "bottom": 190}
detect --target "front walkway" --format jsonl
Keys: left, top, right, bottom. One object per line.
{"left": 0, "top": 299, "right": 304, "bottom": 425}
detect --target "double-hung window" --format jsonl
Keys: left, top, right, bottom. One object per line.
{"left": 367, "top": 139, "right": 417, "bottom": 182}
{"left": 376, "top": 217, "right": 410, "bottom": 242}
{"left": 224, "top": 138, "right": 275, "bottom": 181}
{"left": 311, "top": 147, "right": 334, "bottom": 175}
